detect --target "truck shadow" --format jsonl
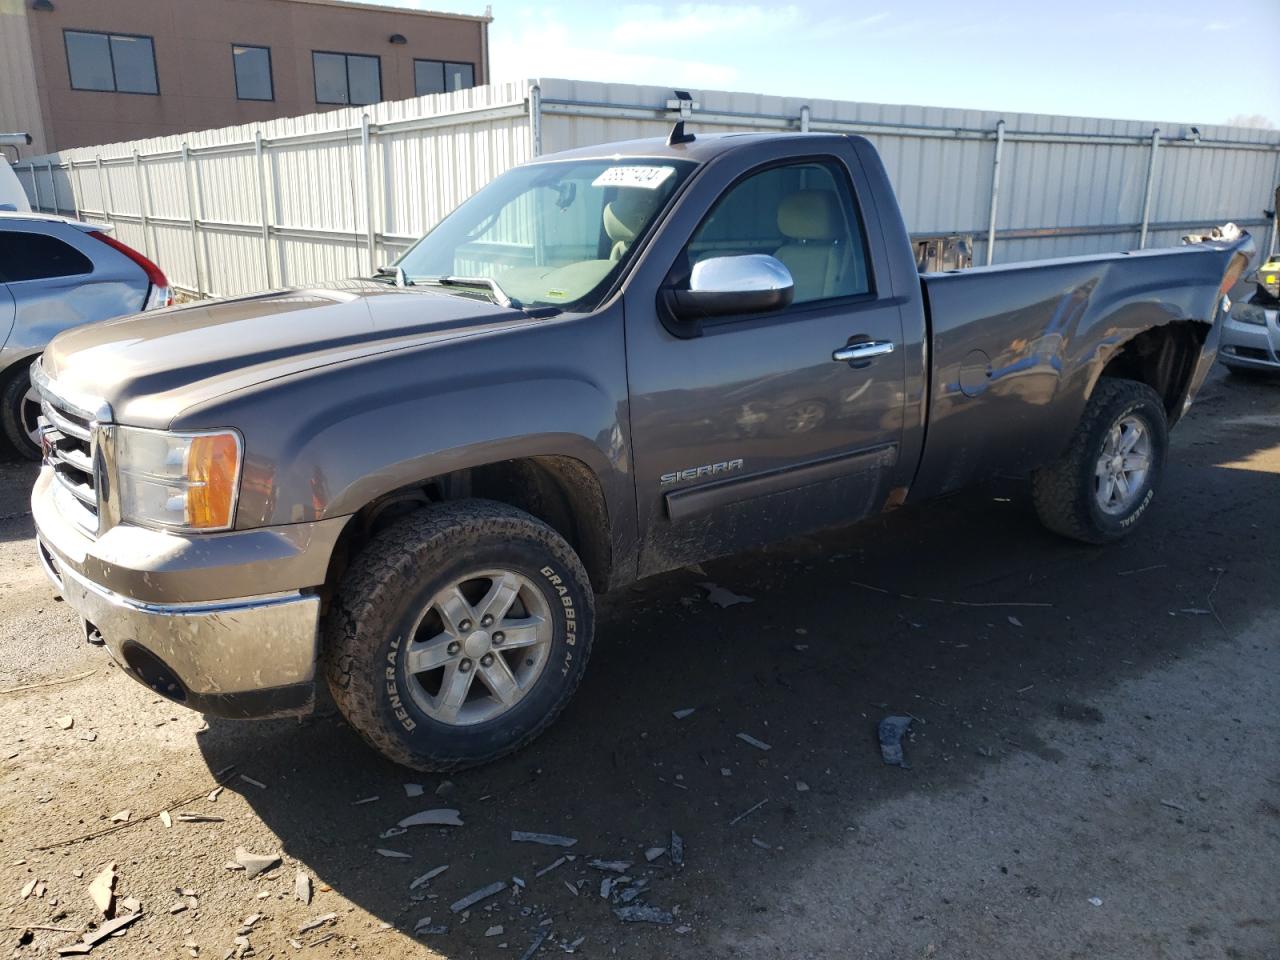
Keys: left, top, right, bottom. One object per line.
{"left": 194, "top": 373, "right": 1280, "bottom": 958}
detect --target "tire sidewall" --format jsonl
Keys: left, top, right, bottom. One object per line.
{"left": 362, "top": 528, "right": 591, "bottom": 765}
{"left": 1082, "top": 389, "right": 1167, "bottom": 539}
{"left": 1, "top": 364, "right": 41, "bottom": 460}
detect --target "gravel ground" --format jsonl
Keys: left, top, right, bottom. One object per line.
{"left": 1, "top": 366, "right": 1278, "bottom": 959}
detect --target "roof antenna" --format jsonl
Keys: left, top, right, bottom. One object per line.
{"left": 666, "top": 90, "right": 696, "bottom": 145}
{"left": 667, "top": 120, "right": 695, "bottom": 146}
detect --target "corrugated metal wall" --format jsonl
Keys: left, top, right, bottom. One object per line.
{"left": 13, "top": 77, "right": 1280, "bottom": 299}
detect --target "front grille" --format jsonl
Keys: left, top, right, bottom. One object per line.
{"left": 40, "top": 396, "right": 100, "bottom": 534}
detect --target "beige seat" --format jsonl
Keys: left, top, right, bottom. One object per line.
{"left": 604, "top": 190, "right": 662, "bottom": 261}
{"left": 773, "top": 190, "right": 847, "bottom": 302}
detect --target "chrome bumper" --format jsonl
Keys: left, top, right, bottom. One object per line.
{"left": 31, "top": 468, "right": 340, "bottom": 718}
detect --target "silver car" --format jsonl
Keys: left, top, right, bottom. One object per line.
{"left": 0, "top": 211, "right": 171, "bottom": 458}
{"left": 1219, "top": 257, "right": 1280, "bottom": 376}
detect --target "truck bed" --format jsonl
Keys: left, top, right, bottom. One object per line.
{"left": 909, "top": 237, "right": 1252, "bottom": 502}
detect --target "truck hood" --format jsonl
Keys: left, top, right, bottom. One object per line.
{"left": 40, "top": 280, "right": 527, "bottom": 427}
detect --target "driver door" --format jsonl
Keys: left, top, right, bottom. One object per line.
{"left": 623, "top": 140, "right": 908, "bottom": 576}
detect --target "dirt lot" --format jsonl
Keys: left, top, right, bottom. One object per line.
{"left": 2, "top": 367, "right": 1278, "bottom": 960}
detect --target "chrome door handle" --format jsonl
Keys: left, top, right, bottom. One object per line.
{"left": 833, "top": 340, "right": 895, "bottom": 363}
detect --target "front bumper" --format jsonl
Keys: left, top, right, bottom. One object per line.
{"left": 1219, "top": 306, "right": 1280, "bottom": 372}
{"left": 32, "top": 468, "right": 346, "bottom": 719}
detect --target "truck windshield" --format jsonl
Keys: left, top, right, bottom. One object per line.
{"left": 394, "top": 158, "right": 696, "bottom": 311}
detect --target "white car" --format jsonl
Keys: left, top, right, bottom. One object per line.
{"left": 1220, "top": 258, "right": 1280, "bottom": 376}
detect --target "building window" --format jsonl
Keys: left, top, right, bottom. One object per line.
{"left": 313, "top": 51, "right": 381, "bottom": 105}
{"left": 65, "top": 30, "right": 158, "bottom": 95}
{"left": 414, "top": 59, "right": 475, "bottom": 96}
{"left": 232, "top": 44, "right": 273, "bottom": 101}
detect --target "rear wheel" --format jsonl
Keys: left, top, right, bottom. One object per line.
{"left": 324, "top": 500, "right": 594, "bottom": 771}
{"left": 1032, "top": 378, "right": 1168, "bottom": 544}
{"left": 0, "top": 362, "right": 42, "bottom": 461}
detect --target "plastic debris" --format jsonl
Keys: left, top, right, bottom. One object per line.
{"left": 87, "top": 863, "right": 117, "bottom": 917}
{"left": 234, "top": 847, "right": 282, "bottom": 879}
{"left": 517, "top": 931, "right": 549, "bottom": 960}
{"left": 699, "top": 582, "right": 754, "bottom": 608}
{"left": 613, "top": 904, "right": 674, "bottom": 924}
{"left": 398, "top": 809, "right": 463, "bottom": 828}
{"left": 1088, "top": 896, "right": 1103, "bottom": 906}
{"left": 878, "top": 715, "right": 914, "bottom": 768}
{"left": 672, "top": 708, "right": 696, "bottom": 720}
{"left": 109, "top": 810, "right": 130, "bottom": 823}
{"left": 404, "top": 784, "right": 424, "bottom": 798}
{"left": 534, "top": 856, "right": 568, "bottom": 878}
{"left": 409, "top": 865, "right": 449, "bottom": 890}
{"left": 55, "top": 909, "right": 142, "bottom": 955}
{"left": 158, "top": 811, "right": 172, "bottom": 828}
{"left": 511, "top": 831, "right": 578, "bottom": 847}
{"left": 376, "top": 849, "right": 411, "bottom": 859}
{"left": 451, "top": 881, "right": 507, "bottom": 913}
{"left": 295, "top": 871, "right": 313, "bottom": 905}
{"left": 644, "top": 847, "right": 666, "bottom": 862}
{"left": 588, "top": 859, "right": 632, "bottom": 873}
{"left": 298, "top": 913, "right": 336, "bottom": 934}
{"left": 736, "top": 732, "right": 771, "bottom": 751}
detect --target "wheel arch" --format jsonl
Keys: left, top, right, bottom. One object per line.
{"left": 1088, "top": 319, "right": 1208, "bottom": 426}
{"left": 322, "top": 453, "right": 619, "bottom": 603}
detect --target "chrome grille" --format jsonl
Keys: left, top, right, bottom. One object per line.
{"left": 40, "top": 395, "right": 100, "bottom": 534}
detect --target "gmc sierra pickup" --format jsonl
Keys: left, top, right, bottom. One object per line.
{"left": 30, "top": 131, "right": 1253, "bottom": 771}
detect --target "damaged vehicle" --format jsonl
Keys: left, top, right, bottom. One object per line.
{"left": 29, "top": 131, "right": 1252, "bottom": 770}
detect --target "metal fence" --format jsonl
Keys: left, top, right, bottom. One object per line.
{"left": 14, "top": 77, "right": 1280, "bottom": 299}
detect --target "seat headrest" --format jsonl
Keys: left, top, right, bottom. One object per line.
{"left": 603, "top": 190, "right": 661, "bottom": 244}
{"left": 777, "top": 190, "right": 841, "bottom": 242}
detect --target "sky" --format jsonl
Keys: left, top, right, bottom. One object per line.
{"left": 383, "top": 0, "right": 1280, "bottom": 129}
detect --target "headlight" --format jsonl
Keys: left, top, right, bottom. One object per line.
{"left": 115, "top": 426, "right": 242, "bottom": 531}
{"left": 1232, "top": 304, "right": 1268, "bottom": 326}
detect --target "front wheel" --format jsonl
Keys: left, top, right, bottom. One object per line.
{"left": 1, "top": 362, "right": 42, "bottom": 461}
{"left": 324, "top": 500, "right": 594, "bottom": 771}
{"left": 1032, "top": 378, "right": 1169, "bottom": 544}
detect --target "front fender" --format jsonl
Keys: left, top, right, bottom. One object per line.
{"left": 174, "top": 307, "right": 636, "bottom": 573}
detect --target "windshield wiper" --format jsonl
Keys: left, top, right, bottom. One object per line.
{"left": 414, "top": 275, "right": 520, "bottom": 309}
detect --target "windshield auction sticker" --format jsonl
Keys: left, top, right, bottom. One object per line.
{"left": 592, "top": 166, "right": 676, "bottom": 190}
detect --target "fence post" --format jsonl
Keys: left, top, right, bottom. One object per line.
{"left": 29, "top": 163, "right": 41, "bottom": 211}
{"left": 254, "top": 130, "right": 273, "bottom": 288}
{"left": 46, "top": 161, "right": 56, "bottom": 213}
{"left": 984, "top": 119, "right": 1005, "bottom": 266}
{"left": 1138, "top": 129, "right": 1161, "bottom": 250}
{"left": 96, "top": 154, "right": 116, "bottom": 231}
{"left": 799, "top": 105, "right": 810, "bottom": 133}
{"left": 70, "top": 161, "right": 81, "bottom": 220}
{"left": 361, "top": 113, "right": 377, "bottom": 275}
{"left": 181, "top": 143, "right": 204, "bottom": 297}
{"left": 133, "top": 151, "right": 152, "bottom": 259}
{"left": 528, "top": 83, "right": 542, "bottom": 158}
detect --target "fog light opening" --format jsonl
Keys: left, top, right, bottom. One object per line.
{"left": 120, "top": 641, "right": 188, "bottom": 703}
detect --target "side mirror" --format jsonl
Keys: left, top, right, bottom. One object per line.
{"left": 665, "top": 255, "right": 795, "bottom": 324}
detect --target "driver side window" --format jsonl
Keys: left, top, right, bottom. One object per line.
{"left": 685, "top": 160, "right": 871, "bottom": 304}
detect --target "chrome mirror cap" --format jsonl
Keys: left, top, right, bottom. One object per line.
{"left": 668, "top": 254, "right": 795, "bottom": 325}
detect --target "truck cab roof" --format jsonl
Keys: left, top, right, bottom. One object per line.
{"left": 539, "top": 131, "right": 849, "bottom": 165}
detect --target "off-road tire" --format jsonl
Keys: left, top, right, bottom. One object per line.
{"left": 1032, "top": 378, "right": 1168, "bottom": 544}
{"left": 323, "top": 500, "right": 595, "bottom": 771}
{"left": 1, "top": 362, "right": 41, "bottom": 461}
